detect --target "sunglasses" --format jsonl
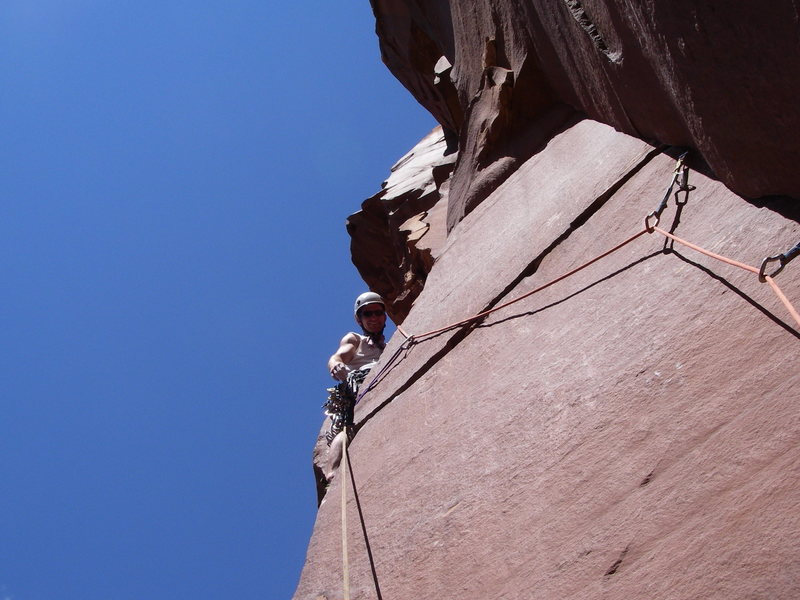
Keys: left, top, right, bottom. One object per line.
{"left": 360, "top": 309, "right": 385, "bottom": 317}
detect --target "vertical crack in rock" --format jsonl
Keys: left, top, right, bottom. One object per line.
{"left": 480, "top": 145, "right": 664, "bottom": 310}
{"left": 432, "top": 56, "right": 462, "bottom": 152}
{"left": 563, "top": 0, "right": 622, "bottom": 64}
{"left": 356, "top": 145, "right": 663, "bottom": 429}
{"left": 356, "top": 318, "right": 477, "bottom": 428}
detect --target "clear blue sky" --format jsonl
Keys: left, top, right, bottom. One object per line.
{"left": 0, "top": 3, "right": 434, "bottom": 599}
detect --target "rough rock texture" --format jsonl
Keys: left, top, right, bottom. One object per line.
{"left": 347, "top": 127, "right": 456, "bottom": 323}
{"left": 297, "top": 3, "right": 800, "bottom": 599}
{"left": 368, "top": 0, "right": 800, "bottom": 231}
{"left": 298, "top": 120, "right": 800, "bottom": 600}
{"left": 351, "top": 0, "right": 800, "bottom": 315}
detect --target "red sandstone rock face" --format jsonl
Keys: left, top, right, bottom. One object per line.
{"left": 353, "top": 0, "right": 800, "bottom": 321}
{"left": 347, "top": 127, "right": 455, "bottom": 323}
{"left": 296, "top": 121, "right": 800, "bottom": 599}
{"left": 369, "top": 0, "right": 800, "bottom": 228}
{"left": 298, "top": 4, "right": 800, "bottom": 598}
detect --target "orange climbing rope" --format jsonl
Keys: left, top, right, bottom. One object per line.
{"left": 395, "top": 223, "right": 798, "bottom": 345}
{"left": 361, "top": 215, "right": 798, "bottom": 407}
{"left": 359, "top": 229, "right": 652, "bottom": 401}
{"left": 651, "top": 225, "right": 800, "bottom": 326}
{"left": 356, "top": 155, "right": 799, "bottom": 411}
{"left": 390, "top": 151, "right": 799, "bottom": 346}
{"left": 338, "top": 161, "right": 799, "bottom": 597}
{"left": 398, "top": 229, "right": 651, "bottom": 343}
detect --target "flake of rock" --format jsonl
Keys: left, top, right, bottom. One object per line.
{"left": 347, "top": 126, "right": 456, "bottom": 322}
{"left": 371, "top": 0, "right": 800, "bottom": 228}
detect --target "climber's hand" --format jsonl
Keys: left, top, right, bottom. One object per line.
{"left": 330, "top": 363, "right": 348, "bottom": 381}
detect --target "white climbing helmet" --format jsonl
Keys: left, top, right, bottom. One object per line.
{"left": 353, "top": 291, "right": 385, "bottom": 317}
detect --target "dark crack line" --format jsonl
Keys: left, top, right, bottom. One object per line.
{"left": 486, "top": 145, "right": 665, "bottom": 307}
{"left": 563, "top": 0, "right": 621, "bottom": 63}
{"left": 477, "top": 251, "right": 662, "bottom": 329}
{"left": 604, "top": 545, "right": 629, "bottom": 576}
{"left": 345, "top": 446, "right": 384, "bottom": 600}
{"left": 354, "top": 146, "right": 664, "bottom": 431}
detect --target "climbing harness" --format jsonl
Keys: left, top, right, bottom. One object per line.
{"left": 324, "top": 369, "right": 369, "bottom": 445}
{"left": 323, "top": 385, "right": 351, "bottom": 446}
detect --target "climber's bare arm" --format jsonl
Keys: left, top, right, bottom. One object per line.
{"left": 327, "top": 333, "right": 360, "bottom": 380}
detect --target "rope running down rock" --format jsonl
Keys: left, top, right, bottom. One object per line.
{"left": 337, "top": 190, "right": 799, "bottom": 598}
{"left": 363, "top": 218, "right": 799, "bottom": 405}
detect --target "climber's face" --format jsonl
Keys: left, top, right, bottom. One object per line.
{"left": 357, "top": 303, "right": 386, "bottom": 334}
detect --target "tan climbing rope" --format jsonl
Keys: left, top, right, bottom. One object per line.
{"left": 339, "top": 426, "right": 350, "bottom": 600}
{"left": 652, "top": 225, "right": 761, "bottom": 274}
{"left": 764, "top": 274, "right": 800, "bottom": 326}
{"left": 341, "top": 428, "right": 350, "bottom": 600}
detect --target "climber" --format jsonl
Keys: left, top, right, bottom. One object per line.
{"left": 323, "top": 291, "right": 388, "bottom": 480}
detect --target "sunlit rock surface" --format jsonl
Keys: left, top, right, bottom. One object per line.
{"left": 296, "top": 3, "right": 800, "bottom": 598}
{"left": 370, "top": 0, "right": 800, "bottom": 229}
{"left": 347, "top": 126, "right": 455, "bottom": 324}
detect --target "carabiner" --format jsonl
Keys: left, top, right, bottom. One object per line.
{"left": 645, "top": 211, "right": 660, "bottom": 233}
{"left": 759, "top": 241, "right": 800, "bottom": 281}
{"left": 674, "top": 157, "right": 696, "bottom": 205}
{"left": 646, "top": 151, "right": 691, "bottom": 227}
{"left": 759, "top": 254, "right": 786, "bottom": 281}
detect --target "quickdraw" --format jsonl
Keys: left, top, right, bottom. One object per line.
{"left": 645, "top": 151, "right": 695, "bottom": 232}
{"left": 323, "top": 369, "right": 370, "bottom": 445}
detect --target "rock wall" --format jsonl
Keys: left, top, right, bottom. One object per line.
{"left": 296, "top": 3, "right": 800, "bottom": 599}
{"left": 347, "top": 127, "right": 455, "bottom": 323}
{"left": 370, "top": 0, "right": 800, "bottom": 230}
